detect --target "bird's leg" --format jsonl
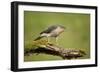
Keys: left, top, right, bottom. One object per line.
{"left": 55, "top": 37, "right": 58, "bottom": 45}
{"left": 47, "top": 36, "right": 49, "bottom": 43}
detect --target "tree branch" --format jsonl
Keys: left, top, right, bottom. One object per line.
{"left": 24, "top": 43, "right": 86, "bottom": 59}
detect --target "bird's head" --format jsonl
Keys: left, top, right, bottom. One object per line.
{"left": 59, "top": 25, "right": 66, "bottom": 29}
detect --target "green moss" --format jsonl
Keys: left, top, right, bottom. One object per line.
{"left": 24, "top": 39, "right": 50, "bottom": 52}
{"left": 33, "top": 39, "right": 48, "bottom": 47}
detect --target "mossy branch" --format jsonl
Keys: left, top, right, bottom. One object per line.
{"left": 24, "top": 40, "right": 86, "bottom": 59}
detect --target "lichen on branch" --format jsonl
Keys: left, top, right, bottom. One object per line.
{"left": 24, "top": 39, "right": 86, "bottom": 59}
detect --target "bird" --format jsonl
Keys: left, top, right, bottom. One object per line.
{"left": 34, "top": 25, "right": 65, "bottom": 45}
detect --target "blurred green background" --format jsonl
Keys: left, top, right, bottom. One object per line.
{"left": 24, "top": 11, "right": 90, "bottom": 62}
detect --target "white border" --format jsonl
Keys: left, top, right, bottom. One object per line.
{"left": 18, "top": 5, "right": 96, "bottom": 68}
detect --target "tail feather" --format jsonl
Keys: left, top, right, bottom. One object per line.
{"left": 34, "top": 36, "right": 44, "bottom": 41}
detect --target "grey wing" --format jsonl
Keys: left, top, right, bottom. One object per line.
{"left": 40, "top": 25, "right": 57, "bottom": 34}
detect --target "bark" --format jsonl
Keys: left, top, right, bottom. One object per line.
{"left": 24, "top": 43, "right": 86, "bottom": 59}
